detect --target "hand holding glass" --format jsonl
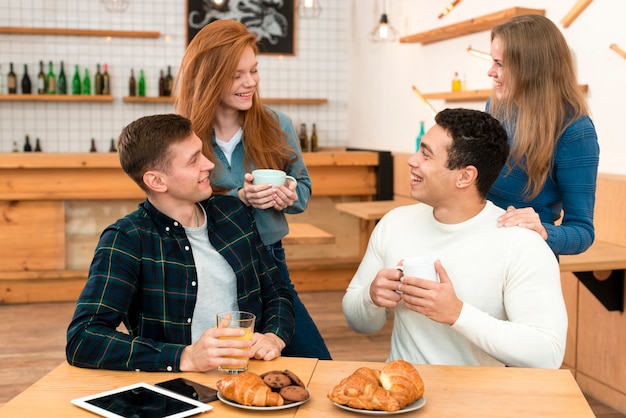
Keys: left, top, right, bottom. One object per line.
{"left": 216, "top": 311, "right": 256, "bottom": 374}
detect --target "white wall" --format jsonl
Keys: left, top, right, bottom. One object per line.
{"left": 348, "top": 0, "right": 625, "bottom": 175}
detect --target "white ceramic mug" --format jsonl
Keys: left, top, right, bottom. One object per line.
{"left": 396, "top": 256, "right": 438, "bottom": 282}
{"left": 252, "top": 169, "right": 297, "bottom": 187}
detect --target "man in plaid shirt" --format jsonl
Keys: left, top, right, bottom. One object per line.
{"left": 66, "top": 114, "right": 294, "bottom": 372}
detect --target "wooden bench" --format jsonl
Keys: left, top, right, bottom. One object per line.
{"left": 283, "top": 223, "right": 335, "bottom": 245}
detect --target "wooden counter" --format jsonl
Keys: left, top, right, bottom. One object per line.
{"left": 0, "top": 151, "right": 378, "bottom": 304}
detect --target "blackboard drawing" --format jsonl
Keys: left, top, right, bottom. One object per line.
{"left": 187, "top": 0, "right": 295, "bottom": 55}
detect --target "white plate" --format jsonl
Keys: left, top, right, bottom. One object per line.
{"left": 217, "top": 388, "right": 311, "bottom": 410}
{"left": 332, "top": 397, "right": 426, "bottom": 415}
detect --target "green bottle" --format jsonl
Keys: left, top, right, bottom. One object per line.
{"left": 72, "top": 65, "right": 81, "bottom": 95}
{"left": 416, "top": 121, "right": 425, "bottom": 151}
{"left": 46, "top": 61, "right": 56, "bottom": 94}
{"left": 138, "top": 69, "right": 146, "bottom": 97}
{"left": 57, "top": 61, "right": 67, "bottom": 94}
{"left": 82, "top": 68, "right": 91, "bottom": 95}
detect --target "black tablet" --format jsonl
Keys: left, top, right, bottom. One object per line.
{"left": 71, "top": 382, "right": 212, "bottom": 418}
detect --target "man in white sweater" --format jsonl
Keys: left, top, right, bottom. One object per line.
{"left": 343, "top": 108, "right": 567, "bottom": 368}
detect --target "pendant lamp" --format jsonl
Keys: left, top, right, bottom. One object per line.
{"left": 369, "top": 0, "right": 398, "bottom": 42}
{"left": 298, "top": 0, "right": 322, "bottom": 19}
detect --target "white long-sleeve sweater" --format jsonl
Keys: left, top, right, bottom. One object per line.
{"left": 343, "top": 201, "right": 567, "bottom": 369}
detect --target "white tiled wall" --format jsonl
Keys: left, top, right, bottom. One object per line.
{"left": 0, "top": 0, "right": 347, "bottom": 152}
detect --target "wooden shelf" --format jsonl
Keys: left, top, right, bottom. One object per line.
{"left": 399, "top": 7, "right": 545, "bottom": 45}
{"left": 0, "top": 26, "right": 160, "bottom": 38}
{"left": 423, "top": 85, "right": 588, "bottom": 102}
{"left": 123, "top": 96, "right": 329, "bottom": 105}
{"left": 0, "top": 94, "right": 114, "bottom": 103}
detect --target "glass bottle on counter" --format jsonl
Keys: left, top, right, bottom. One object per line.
{"left": 138, "top": 69, "right": 146, "bottom": 97}
{"left": 23, "top": 135, "right": 32, "bottom": 152}
{"left": 108, "top": 138, "right": 117, "bottom": 152}
{"left": 57, "top": 61, "right": 67, "bottom": 95}
{"left": 95, "top": 64, "right": 103, "bottom": 95}
{"left": 89, "top": 138, "right": 97, "bottom": 153}
{"left": 311, "top": 123, "right": 319, "bottom": 152}
{"left": 82, "top": 68, "right": 91, "bottom": 95}
{"left": 21, "top": 64, "right": 32, "bottom": 94}
{"left": 37, "top": 61, "right": 46, "bottom": 94}
{"left": 47, "top": 61, "right": 56, "bottom": 94}
{"left": 34, "top": 138, "right": 42, "bottom": 152}
{"left": 128, "top": 69, "right": 136, "bottom": 96}
{"left": 298, "top": 123, "right": 308, "bottom": 152}
{"left": 7, "top": 62, "right": 17, "bottom": 94}
{"left": 165, "top": 66, "right": 174, "bottom": 96}
{"left": 102, "top": 64, "right": 110, "bottom": 95}
{"left": 158, "top": 69, "right": 165, "bottom": 97}
{"left": 72, "top": 65, "right": 81, "bottom": 95}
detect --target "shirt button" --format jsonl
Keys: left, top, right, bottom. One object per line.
{"left": 165, "top": 227, "right": 170, "bottom": 232}
{"left": 174, "top": 222, "right": 179, "bottom": 227}
{"left": 191, "top": 281, "right": 197, "bottom": 287}
{"left": 187, "top": 318, "right": 192, "bottom": 323}
{"left": 185, "top": 245, "right": 190, "bottom": 251}
{"left": 167, "top": 366, "right": 173, "bottom": 372}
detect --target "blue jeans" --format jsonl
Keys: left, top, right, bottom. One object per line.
{"left": 267, "top": 241, "right": 332, "bottom": 360}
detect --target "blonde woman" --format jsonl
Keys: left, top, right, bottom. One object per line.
{"left": 175, "top": 20, "right": 330, "bottom": 359}
{"left": 487, "top": 14, "right": 599, "bottom": 256}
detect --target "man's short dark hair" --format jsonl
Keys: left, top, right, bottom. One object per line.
{"left": 436, "top": 108, "right": 509, "bottom": 198}
{"left": 118, "top": 114, "right": 194, "bottom": 191}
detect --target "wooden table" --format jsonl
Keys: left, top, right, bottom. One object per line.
{"left": 283, "top": 223, "right": 335, "bottom": 245}
{"left": 0, "top": 358, "right": 594, "bottom": 417}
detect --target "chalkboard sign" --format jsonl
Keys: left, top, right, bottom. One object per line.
{"left": 187, "top": 0, "right": 296, "bottom": 55}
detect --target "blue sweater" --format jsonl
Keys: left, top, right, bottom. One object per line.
{"left": 210, "top": 109, "right": 312, "bottom": 245}
{"left": 487, "top": 112, "right": 599, "bottom": 256}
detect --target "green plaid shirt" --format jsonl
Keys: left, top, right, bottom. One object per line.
{"left": 66, "top": 195, "right": 294, "bottom": 371}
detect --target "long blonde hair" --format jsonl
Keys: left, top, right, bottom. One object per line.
{"left": 174, "top": 20, "right": 295, "bottom": 180}
{"left": 489, "top": 14, "right": 589, "bottom": 200}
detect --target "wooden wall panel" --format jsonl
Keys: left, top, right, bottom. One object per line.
{"left": 0, "top": 201, "right": 65, "bottom": 271}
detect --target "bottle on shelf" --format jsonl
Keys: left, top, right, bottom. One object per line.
{"left": 416, "top": 121, "right": 426, "bottom": 151}
{"left": 21, "top": 64, "right": 32, "bottom": 94}
{"left": 37, "top": 61, "right": 46, "bottom": 94}
{"left": 89, "top": 138, "right": 97, "bottom": 153}
{"left": 23, "top": 135, "right": 32, "bottom": 152}
{"left": 138, "top": 69, "right": 146, "bottom": 97}
{"left": 95, "top": 64, "right": 103, "bottom": 95}
{"left": 12, "top": 141, "right": 19, "bottom": 153}
{"left": 451, "top": 71, "right": 461, "bottom": 92}
{"left": 7, "top": 62, "right": 17, "bottom": 94}
{"left": 47, "top": 61, "right": 56, "bottom": 94}
{"left": 72, "top": 65, "right": 81, "bottom": 95}
{"left": 82, "top": 68, "right": 91, "bottom": 95}
{"left": 129, "top": 69, "right": 136, "bottom": 96}
{"left": 108, "top": 138, "right": 117, "bottom": 152}
{"left": 311, "top": 123, "right": 319, "bottom": 152}
{"left": 102, "top": 64, "right": 110, "bottom": 95}
{"left": 158, "top": 69, "right": 165, "bottom": 97}
{"left": 165, "top": 66, "right": 174, "bottom": 96}
{"left": 298, "top": 123, "right": 308, "bottom": 152}
{"left": 34, "top": 138, "right": 42, "bottom": 152}
{"left": 57, "top": 61, "right": 67, "bottom": 94}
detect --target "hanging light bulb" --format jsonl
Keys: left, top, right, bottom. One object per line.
{"left": 298, "top": 0, "right": 322, "bottom": 19}
{"left": 467, "top": 46, "right": 492, "bottom": 61}
{"left": 101, "top": 0, "right": 130, "bottom": 12}
{"left": 369, "top": 0, "right": 398, "bottom": 42}
{"left": 213, "top": 0, "right": 224, "bottom": 5}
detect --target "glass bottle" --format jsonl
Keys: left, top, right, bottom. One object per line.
{"left": 7, "top": 62, "right": 17, "bottom": 94}
{"left": 165, "top": 66, "right": 174, "bottom": 96}
{"left": 82, "top": 68, "right": 91, "bottom": 95}
{"left": 72, "top": 65, "right": 81, "bottom": 95}
{"left": 311, "top": 123, "right": 319, "bottom": 152}
{"left": 34, "top": 138, "right": 42, "bottom": 152}
{"left": 46, "top": 61, "right": 56, "bottom": 94}
{"left": 89, "top": 138, "right": 97, "bottom": 153}
{"left": 298, "top": 123, "right": 308, "bottom": 152}
{"left": 37, "top": 61, "right": 46, "bottom": 94}
{"left": 94, "top": 63, "right": 103, "bottom": 95}
{"left": 23, "top": 135, "right": 32, "bottom": 152}
{"left": 451, "top": 71, "right": 461, "bottom": 92}
{"left": 158, "top": 69, "right": 165, "bottom": 97}
{"left": 416, "top": 121, "right": 425, "bottom": 151}
{"left": 57, "top": 61, "right": 67, "bottom": 94}
{"left": 108, "top": 138, "right": 117, "bottom": 152}
{"left": 128, "top": 69, "right": 136, "bottom": 96}
{"left": 12, "top": 141, "right": 19, "bottom": 152}
{"left": 102, "top": 64, "right": 110, "bottom": 95}
{"left": 138, "top": 69, "right": 146, "bottom": 97}
{"left": 21, "top": 64, "right": 32, "bottom": 94}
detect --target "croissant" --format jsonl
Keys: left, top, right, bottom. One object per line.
{"left": 216, "top": 371, "right": 284, "bottom": 407}
{"left": 327, "top": 360, "right": 424, "bottom": 412}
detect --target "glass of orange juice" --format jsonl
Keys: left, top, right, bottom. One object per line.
{"left": 216, "top": 310, "right": 256, "bottom": 374}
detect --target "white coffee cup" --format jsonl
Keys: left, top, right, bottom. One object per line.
{"left": 252, "top": 169, "right": 297, "bottom": 187}
{"left": 396, "top": 256, "right": 439, "bottom": 282}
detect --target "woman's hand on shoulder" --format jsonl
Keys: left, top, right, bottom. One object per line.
{"left": 497, "top": 206, "right": 548, "bottom": 240}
